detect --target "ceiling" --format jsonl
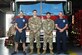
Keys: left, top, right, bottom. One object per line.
{"left": 72, "top": 0, "right": 82, "bottom": 13}
{"left": 0, "top": 0, "right": 14, "bottom": 12}
{"left": 0, "top": 0, "right": 12, "bottom": 8}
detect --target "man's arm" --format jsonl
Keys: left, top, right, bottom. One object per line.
{"left": 43, "top": 20, "right": 48, "bottom": 34}
{"left": 60, "top": 24, "right": 68, "bottom": 32}
{"left": 48, "top": 21, "right": 54, "bottom": 34}
{"left": 62, "top": 19, "right": 68, "bottom": 31}
{"left": 55, "top": 24, "right": 61, "bottom": 31}
{"left": 35, "top": 18, "right": 42, "bottom": 32}
{"left": 62, "top": 24, "right": 68, "bottom": 31}
{"left": 22, "top": 23, "right": 27, "bottom": 30}
{"left": 15, "top": 23, "right": 19, "bottom": 30}
{"left": 56, "top": 24, "right": 68, "bottom": 32}
{"left": 28, "top": 18, "right": 34, "bottom": 31}
{"left": 15, "top": 23, "right": 22, "bottom": 33}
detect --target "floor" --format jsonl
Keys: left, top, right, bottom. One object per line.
{"left": 0, "top": 37, "right": 82, "bottom": 55}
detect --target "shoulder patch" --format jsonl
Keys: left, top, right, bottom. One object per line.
{"left": 63, "top": 20, "right": 65, "bottom": 23}
{"left": 23, "top": 19, "right": 25, "bottom": 22}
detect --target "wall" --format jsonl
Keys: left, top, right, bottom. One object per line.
{"left": 0, "top": 11, "right": 5, "bottom": 37}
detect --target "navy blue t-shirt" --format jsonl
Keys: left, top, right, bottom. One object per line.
{"left": 15, "top": 18, "right": 27, "bottom": 29}
{"left": 55, "top": 18, "right": 68, "bottom": 29}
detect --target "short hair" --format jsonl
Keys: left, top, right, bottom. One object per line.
{"left": 32, "top": 10, "right": 37, "bottom": 12}
{"left": 60, "top": 11, "right": 63, "bottom": 13}
{"left": 18, "top": 10, "right": 24, "bottom": 16}
{"left": 46, "top": 12, "right": 51, "bottom": 15}
{"left": 19, "top": 10, "right": 23, "bottom": 13}
{"left": 59, "top": 11, "right": 64, "bottom": 15}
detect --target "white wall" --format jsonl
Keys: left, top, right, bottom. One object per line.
{"left": 6, "top": 13, "right": 14, "bottom": 33}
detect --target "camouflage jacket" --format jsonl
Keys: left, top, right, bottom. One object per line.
{"left": 7, "top": 24, "right": 16, "bottom": 37}
{"left": 28, "top": 16, "right": 42, "bottom": 32}
{"left": 43, "top": 18, "right": 54, "bottom": 34}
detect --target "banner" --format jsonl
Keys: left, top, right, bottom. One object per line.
{"left": 16, "top": 0, "right": 67, "bottom": 2}
{"left": 20, "top": 3, "right": 63, "bottom": 15}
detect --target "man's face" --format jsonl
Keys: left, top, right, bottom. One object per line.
{"left": 33, "top": 11, "right": 37, "bottom": 16}
{"left": 59, "top": 12, "right": 63, "bottom": 17}
{"left": 46, "top": 14, "right": 51, "bottom": 19}
{"left": 19, "top": 12, "right": 23, "bottom": 17}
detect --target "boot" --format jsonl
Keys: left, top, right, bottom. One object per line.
{"left": 50, "top": 49, "right": 54, "bottom": 55}
{"left": 30, "top": 49, "right": 33, "bottom": 55}
{"left": 37, "top": 48, "right": 40, "bottom": 55}
{"left": 42, "top": 50, "right": 46, "bottom": 55}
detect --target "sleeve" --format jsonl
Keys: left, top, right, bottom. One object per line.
{"left": 36, "top": 18, "right": 42, "bottom": 32}
{"left": 55, "top": 19, "right": 58, "bottom": 24}
{"left": 52, "top": 21, "right": 55, "bottom": 30}
{"left": 48, "top": 20, "right": 54, "bottom": 33}
{"left": 54, "top": 21, "right": 56, "bottom": 29}
{"left": 65, "top": 19, "right": 68, "bottom": 24}
{"left": 43, "top": 20, "right": 48, "bottom": 33}
{"left": 25, "top": 18, "right": 28, "bottom": 23}
{"left": 25, "top": 19, "right": 29, "bottom": 29}
{"left": 28, "top": 18, "right": 34, "bottom": 30}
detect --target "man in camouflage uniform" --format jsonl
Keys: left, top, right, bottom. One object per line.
{"left": 28, "top": 10, "right": 41, "bottom": 55}
{"left": 7, "top": 24, "right": 16, "bottom": 46}
{"left": 42, "top": 12, "right": 54, "bottom": 55}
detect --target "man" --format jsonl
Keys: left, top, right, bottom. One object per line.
{"left": 42, "top": 12, "right": 54, "bottom": 55}
{"left": 7, "top": 24, "right": 16, "bottom": 46}
{"left": 28, "top": 10, "right": 41, "bottom": 55}
{"left": 55, "top": 12, "right": 68, "bottom": 54}
{"left": 12, "top": 11, "right": 27, "bottom": 55}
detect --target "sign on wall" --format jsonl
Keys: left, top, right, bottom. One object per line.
{"left": 19, "top": 3, "right": 63, "bottom": 15}
{"left": 16, "top": 0, "right": 67, "bottom": 2}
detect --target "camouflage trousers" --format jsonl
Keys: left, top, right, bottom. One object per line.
{"left": 43, "top": 33, "right": 53, "bottom": 50}
{"left": 29, "top": 31, "right": 41, "bottom": 49}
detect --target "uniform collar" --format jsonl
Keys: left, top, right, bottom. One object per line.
{"left": 33, "top": 16, "right": 37, "bottom": 18}
{"left": 47, "top": 18, "right": 50, "bottom": 21}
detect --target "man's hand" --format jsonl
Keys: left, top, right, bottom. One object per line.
{"left": 59, "top": 29, "right": 64, "bottom": 32}
{"left": 33, "top": 30, "right": 37, "bottom": 33}
{"left": 18, "top": 28, "right": 23, "bottom": 33}
{"left": 45, "top": 31, "right": 52, "bottom": 35}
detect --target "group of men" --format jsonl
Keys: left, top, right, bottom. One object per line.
{"left": 11, "top": 10, "right": 68, "bottom": 55}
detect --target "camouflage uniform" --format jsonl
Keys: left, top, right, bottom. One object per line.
{"left": 43, "top": 19, "right": 54, "bottom": 50}
{"left": 28, "top": 17, "right": 41, "bottom": 49}
{"left": 7, "top": 24, "right": 16, "bottom": 46}
{"left": 7, "top": 24, "right": 16, "bottom": 37}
